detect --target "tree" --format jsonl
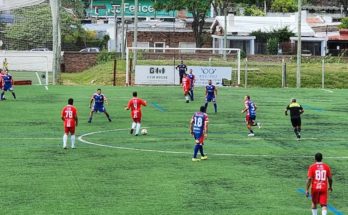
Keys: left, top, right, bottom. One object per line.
{"left": 5, "top": 3, "right": 81, "bottom": 50}
{"left": 271, "top": 0, "right": 297, "bottom": 12}
{"left": 154, "top": 0, "right": 212, "bottom": 48}
{"left": 339, "top": 17, "right": 348, "bottom": 29}
{"left": 244, "top": 5, "right": 265, "bottom": 16}
{"left": 211, "top": 0, "right": 233, "bottom": 16}
{"left": 61, "top": 0, "right": 86, "bottom": 18}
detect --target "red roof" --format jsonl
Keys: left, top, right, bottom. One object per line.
{"left": 329, "top": 29, "right": 348, "bottom": 41}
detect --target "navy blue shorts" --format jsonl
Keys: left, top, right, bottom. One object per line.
{"left": 93, "top": 105, "right": 105, "bottom": 113}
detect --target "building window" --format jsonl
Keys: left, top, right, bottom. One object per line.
{"left": 154, "top": 42, "right": 165, "bottom": 53}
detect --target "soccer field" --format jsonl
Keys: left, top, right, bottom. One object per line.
{"left": 0, "top": 86, "right": 347, "bottom": 215}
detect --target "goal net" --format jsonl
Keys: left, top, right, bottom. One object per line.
{"left": 0, "top": 0, "right": 55, "bottom": 85}
{"left": 0, "top": 51, "right": 52, "bottom": 85}
{"left": 126, "top": 47, "right": 241, "bottom": 86}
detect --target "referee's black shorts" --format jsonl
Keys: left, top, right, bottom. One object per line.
{"left": 291, "top": 117, "right": 301, "bottom": 127}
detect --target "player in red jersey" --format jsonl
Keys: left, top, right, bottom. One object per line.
{"left": 306, "top": 152, "right": 333, "bottom": 215}
{"left": 0, "top": 69, "right": 4, "bottom": 91}
{"left": 182, "top": 73, "right": 191, "bottom": 103}
{"left": 61, "top": 98, "right": 78, "bottom": 149}
{"left": 125, "top": 91, "right": 147, "bottom": 136}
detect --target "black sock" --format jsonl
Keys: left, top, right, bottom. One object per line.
{"left": 250, "top": 130, "right": 254, "bottom": 134}
{"left": 0, "top": 92, "right": 4, "bottom": 99}
{"left": 12, "top": 92, "right": 16, "bottom": 99}
{"left": 205, "top": 103, "right": 208, "bottom": 110}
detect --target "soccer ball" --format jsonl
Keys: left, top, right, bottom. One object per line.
{"left": 141, "top": 128, "right": 148, "bottom": 135}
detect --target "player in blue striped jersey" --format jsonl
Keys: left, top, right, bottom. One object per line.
{"left": 205, "top": 80, "right": 217, "bottom": 113}
{"left": 88, "top": 88, "right": 111, "bottom": 123}
{"left": 190, "top": 106, "right": 209, "bottom": 161}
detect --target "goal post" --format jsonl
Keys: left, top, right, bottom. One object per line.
{"left": 126, "top": 47, "right": 241, "bottom": 86}
{"left": 0, "top": 51, "right": 53, "bottom": 85}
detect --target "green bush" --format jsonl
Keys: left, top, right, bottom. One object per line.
{"left": 338, "top": 17, "right": 348, "bottom": 29}
{"left": 244, "top": 5, "right": 265, "bottom": 16}
{"left": 267, "top": 37, "right": 279, "bottom": 55}
{"left": 271, "top": 0, "right": 297, "bottom": 13}
{"left": 96, "top": 50, "right": 119, "bottom": 63}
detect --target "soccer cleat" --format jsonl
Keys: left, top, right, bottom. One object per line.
{"left": 63, "top": 147, "right": 67, "bottom": 150}
{"left": 72, "top": 147, "right": 76, "bottom": 149}
{"left": 192, "top": 158, "right": 201, "bottom": 162}
{"left": 201, "top": 155, "right": 208, "bottom": 160}
{"left": 108, "top": 118, "right": 112, "bottom": 122}
{"left": 130, "top": 129, "right": 134, "bottom": 134}
{"left": 135, "top": 134, "right": 139, "bottom": 136}
{"left": 88, "top": 119, "right": 92, "bottom": 123}
{"left": 248, "top": 133, "right": 255, "bottom": 137}
{"left": 186, "top": 100, "right": 189, "bottom": 103}
{"left": 257, "top": 122, "right": 262, "bottom": 129}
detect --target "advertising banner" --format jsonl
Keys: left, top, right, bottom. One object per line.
{"left": 135, "top": 65, "right": 232, "bottom": 86}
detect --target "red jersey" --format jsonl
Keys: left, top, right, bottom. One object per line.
{"left": 182, "top": 76, "right": 191, "bottom": 91}
{"left": 127, "top": 97, "right": 147, "bottom": 120}
{"left": 61, "top": 105, "right": 78, "bottom": 128}
{"left": 307, "top": 162, "right": 332, "bottom": 192}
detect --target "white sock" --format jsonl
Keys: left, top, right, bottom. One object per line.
{"left": 71, "top": 135, "right": 76, "bottom": 148}
{"left": 63, "top": 134, "right": 68, "bottom": 148}
{"left": 135, "top": 123, "right": 141, "bottom": 135}
{"left": 322, "top": 209, "right": 327, "bottom": 215}
{"left": 132, "top": 122, "right": 136, "bottom": 129}
{"left": 185, "top": 96, "right": 189, "bottom": 101}
{"left": 312, "top": 209, "right": 317, "bottom": 215}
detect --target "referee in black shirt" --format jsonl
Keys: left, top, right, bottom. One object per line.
{"left": 285, "top": 98, "right": 304, "bottom": 140}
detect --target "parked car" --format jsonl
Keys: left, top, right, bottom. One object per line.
{"left": 79, "top": 47, "right": 100, "bottom": 53}
{"left": 30, "top": 48, "right": 50, "bottom": 51}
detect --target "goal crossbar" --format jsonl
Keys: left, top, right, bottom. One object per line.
{"left": 126, "top": 47, "right": 241, "bottom": 86}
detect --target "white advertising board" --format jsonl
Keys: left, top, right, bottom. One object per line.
{"left": 135, "top": 65, "right": 232, "bottom": 86}
{"left": 135, "top": 65, "right": 178, "bottom": 85}
{"left": 188, "top": 66, "right": 232, "bottom": 86}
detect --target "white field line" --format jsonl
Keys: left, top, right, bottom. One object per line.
{"left": 77, "top": 129, "right": 348, "bottom": 160}
{"left": 35, "top": 72, "right": 42, "bottom": 85}
{"left": 322, "top": 89, "right": 333, "bottom": 93}
{"left": 45, "top": 86, "right": 48, "bottom": 90}
{"left": 0, "top": 137, "right": 60, "bottom": 140}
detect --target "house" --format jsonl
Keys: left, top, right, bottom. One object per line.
{"left": 327, "top": 29, "right": 348, "bottom": 55}
{"left": 210, "top": 11, "right": 328, "bottom": 56}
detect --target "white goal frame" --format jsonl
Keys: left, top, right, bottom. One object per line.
{"left": 126, "top": 47, "right": 241, "bottom": 86}
{"left": 0, "top": 52, "right": 52, "bottom": 85}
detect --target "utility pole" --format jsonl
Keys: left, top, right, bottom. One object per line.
{"left": 133, "top": 0, "right": 139, "bottom": 72}
{"left": 50, "top": 0, "right": 61, "bottom": 85}
{"left": 114, "top": 7, "right": 118, "bottom": 54}
{"left": 121, "top": 0, "right": 125, "bottom": 59}
{"left": 296, "top": 0, "right": 302, "bottom": 88}
{"left": 223, "top": 8, "right": 227, "bottom": 60}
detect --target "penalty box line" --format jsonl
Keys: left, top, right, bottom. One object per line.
{"left": 77, "top": 129, "right": 348, "bottom": 160}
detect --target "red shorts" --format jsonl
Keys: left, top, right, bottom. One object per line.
{"left": 183, "top": 87, "right": 190, "bottom": 94}
{"left": 245, "top": 115, "right": 256, "bottom": 123}
{"left": 311, "top": 190, "right": 328, "bottom": 206}
{"left": 132, "top": 117, "right": 142, "bottom": 123}
{"left": 64, "top": 126, "right": 76, "bottom": 135}
{"left": 131, "top": 111, "right": 142, "bottom": 123}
